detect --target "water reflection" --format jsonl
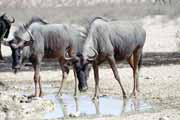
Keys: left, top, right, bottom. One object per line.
{"left": 44, "top": 95, "right": 152, "bottom": 119}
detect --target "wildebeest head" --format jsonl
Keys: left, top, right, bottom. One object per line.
{"left": 0, "top": 13, "right": 15, "bottom": 38}
{"left": 8, "top": 25, "right": 33, "bottom": 73}
{"left": 65, "top": 48, "right": 98, "bottom": 92}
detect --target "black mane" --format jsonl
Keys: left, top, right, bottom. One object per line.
{"left": 89, "top": 16, "right": 110, "bottom": 26}
{"left": 86, "top": 16, "right": 110, "bottom": 33}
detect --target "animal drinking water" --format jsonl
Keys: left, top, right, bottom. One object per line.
{"left": 6, "top": 17, "right": 87, "bottom": 97}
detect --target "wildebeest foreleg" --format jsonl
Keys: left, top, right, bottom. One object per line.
{"left": 33, "top": 64, "right": 41, "bottom": 97}
{"left": 128, "top": 55, "right": 137, "bottom": 96}
{"left": 92, "top": 98, "right": 100, "bottom": 115}
{"left": 57, "top": 63, "right": 69, "bottom": 96}
{"left": 107, "top": 56, "right": 127, "bottom": 98}
{"left": 73, "top": 66, "right": 78, "bottom": 97}
{"left": 57, "top": 72, "right": 67, "bottom": 96}
{"left": 32, "top": 56, "right": 43, "bottom": 97}
{"left": 92, "top": 63, "right": 100, "bottom": 100}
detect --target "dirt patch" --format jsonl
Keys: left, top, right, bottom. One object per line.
{"left": 0, "top": 63, "right": 180, "bottom": 119}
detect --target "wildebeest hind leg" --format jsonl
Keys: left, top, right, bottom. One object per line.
{"left": 32, "top": 56, "right": 42, "bottom": 98}
{"left": 107, "top": 56, "right": 127, "bottom": 99}
{"left": 131, "top": 48, "right": 142, "bottom": 97}
{"left": 73, "top": 66, "right": 78, "bottom": 97}
{"left": 92, "top": 63, "right": 100, "bottom": 100}
{"left": 38, "top": 76, "right": 42, "bottom": 97}
{"left": 33, "top": 64, "right": 41, "bottom": 97}
{"left": 127, "top": 55, "right": 134, "bottom": 69}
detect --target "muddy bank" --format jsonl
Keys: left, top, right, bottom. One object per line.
{"left": 0, "top": 64, "right": 180, "bottom": 119}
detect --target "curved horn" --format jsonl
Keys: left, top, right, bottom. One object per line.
{"left": 2, "top": 14, "right": 15, "bottom": 23}
{"left": 87, "top": 48, "right": 98, "bottom": 61}
{"left": 64, "top": 47, "right": 74, "bottom": 61}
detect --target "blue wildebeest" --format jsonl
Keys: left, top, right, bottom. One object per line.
{"left": 0, "top": 13, "right": 15, "bottom": 60}
{"left": 67, "top": 17, "right": 146, "bottom": 99}
{"left": 7, "top": 17, "right": 87, "bottom": 97}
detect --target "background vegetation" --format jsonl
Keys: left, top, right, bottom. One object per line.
{"left": 0, "top": 0, "right": 180, "bottom": 25}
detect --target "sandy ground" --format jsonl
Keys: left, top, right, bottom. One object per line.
{"left": 0, "top": 64, "right": 180, "bottom": 120}
{"left": 0, "top": 15, "right": 180, "bottom": 119}
{"left": 142, "top": 15, "right": 180, "bottom": 52}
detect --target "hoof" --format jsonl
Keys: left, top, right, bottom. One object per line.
{"left": 69, "top": 111, "right": 80, "bottom": 117}
{"left": 92, "top": 96, "right": 99, "bottom": 101}
{"left": 27, "top": 95, "right": 36, "bottom": 99}
{"left": 26, "top": 94, "right": 40, "bottom": 100}
{"left": 79, "top": 86, "right": 88, "bottom": 92}
{"left": 73, "top": 94, "right": 78, "bottom": 98}
{"left": 39, "top": 93, "right": 44, "bottom": 97}
{"left": 56, "top": 92, "right": 62, "bottom": 97}
{"left": 122, "top": 93, "right": 127, "bottom": 99}
{"left": 32, "top": 97, "right": 42, "bottom": 100}
{"left": 130, "top": 90, "right": 141, "bottom": 98}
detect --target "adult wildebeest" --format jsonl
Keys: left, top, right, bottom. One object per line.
{"left": 67, "top": 17, "right": 146, "bottom": 99}
{"left": 6, "top": 17, "right": 87, "bottom": 97}
{"left": 0, "top": 13, "right": 15, "bottom": 60}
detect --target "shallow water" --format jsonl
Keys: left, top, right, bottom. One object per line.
{"left": 17, "top": 83, "right": 152, "bottom": 119}
{"left": 43, "top": 94, "right": 153, "bottom": 119}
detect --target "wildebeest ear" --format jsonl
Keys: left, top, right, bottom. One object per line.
{"left": 24, "top": 40, "right": 33, "bottom": 46}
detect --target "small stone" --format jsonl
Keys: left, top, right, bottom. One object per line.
{"left": 2, "top": 106, "right": 8, "bottom": 113}
{"left": 144, "top": 76, "right": 151, "bottom": 79}
{"left": 159, "top": 116, "right": 169, "bottom": 120}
